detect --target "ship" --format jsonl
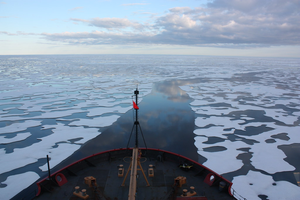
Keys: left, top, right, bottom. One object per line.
{"left": 13, "top": 89, "right": 237, "bottom": 200}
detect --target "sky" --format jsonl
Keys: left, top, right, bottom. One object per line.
{"left": 0, "top": 0, "right": 300, "bottom": 57}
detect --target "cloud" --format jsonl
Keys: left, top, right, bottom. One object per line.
{"left": 169, "top": 7, "right": 193, "bottom": 13}
{"left": 39, "top": 0, "right": 300, "bottom": 48}
{"left": 71, "top": 18, "right": 144, "bottom": 30}
{"left": 69, "top": 7, "right": 83, "bottom": 11}
{"left": 207, "top": 0, "right": 265, "bottom": 12}
{"left": 208, "top": 0, "right": 300, "bottom": 15}
{"left": 156, "top": 13, "right": 197, "bottom": 30}
{"left": 0, "top": 31, "right": 37, "bottom": 36}
{"left": 0, "top": 31, "right": 16, "bottom": 36}
{"left": 41, "top": 31, "right": 155, "bottom": 45}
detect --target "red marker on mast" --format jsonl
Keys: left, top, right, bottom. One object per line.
{"left": 133, "top": 101, "right": 139, "bottom": 110}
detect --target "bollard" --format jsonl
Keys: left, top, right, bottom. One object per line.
{"left": 182, "top": 189, "right": 188, "bottom": 196}
{"left": 75, "top": 186, "right": 80, "bottom": 193}
{"left": 190, "top": 186, "right": 195, "bottom": 194}
{"left": 82, "top": 189, "right": 86, "bottom": 196}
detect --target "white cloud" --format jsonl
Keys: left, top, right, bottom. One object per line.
{"left": 157, "top": 13, "right": 197, "bottom": 30}
{"left": 7, "top": 1, "right": 300, "bottom": 49}
{"left": 71, "top": 17, "right": 143, "bottom": 30}
{"left": 169, "top": 7, "right": 192, "bottom": 13}
{"left": 0, "top": 31, "right": 37, "bottom": 36}
{"left": 41, "top": 30, "right": 155, "bottom": 45}
{"left": 69, "top": 7, "right": 83, "bottom": 11}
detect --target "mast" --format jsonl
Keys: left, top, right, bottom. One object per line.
{"left": 134, "top": 88, "right": 139, "bottom": 148}
{"left": 122, "top": 88, "right": 149, "bottom": 200}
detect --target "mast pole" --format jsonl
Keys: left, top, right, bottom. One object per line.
{"left": 134, "top": 88, "right": 139, "bottom": 148}
{"left": 123, "top": 88, "right": 149, "bottom": 200}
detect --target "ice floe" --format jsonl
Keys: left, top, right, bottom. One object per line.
{"left": 87, "top": 106, "right": 132, "bottom": 117}
{"left": 69, "top": 115, "right": 121, "bottom": 127}
{"left": 0, "top": 132, "right": 31, "bottom": 144}
{"left": 0, "top": 120, "right": 41, "bottom": 134}
{"left": 250, "top": 142, "right": 295, "bottom": 174}
{"left": 38, "top": 143, "right": 82, "bottom": 171}
{"left": 0, "top": 171, "right": 40, "bottom": 200}
{"left": 195, "top": 137, "right": 245, "bottom": 174}
{"left": 40, "top": 123, "right": 100, "bottom": 144}
{"left": 232, "top": 170, "right": 300, "bottom": 200}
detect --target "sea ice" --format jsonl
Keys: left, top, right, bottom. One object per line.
{"left": 194, "top": 126, "right": 228, "bottom": 139}
{"left": 0, "top": 109, "right": 88, "bottom": 121}
{"left": 195, "top": 116, "right": 245, "bottom": 130}
{"left": 0, "top": 123, "right": 100, "bottom": 174}
{"left": 41, "top": 123, "right": 101, "bottom": 143}
{"left": 0, "top": 120, "right": 41, "bottom": 134}
{"left": 1, "top": 55, "right": 299, "bottom": 200}
{"left": 232, "top": 170, "right": 300, "bottom": 200}
{"left": 69, "top": 115, "right": 121, "bottom": 127}
{"left": 250, "top": 142, "right": 295, "bottom": 174}
{"left": 39, "top": 143, "right": 81, "bottom": 171}
{"left": 75, "top": 98, "right": 120, "bottom": 108}
{"left": 0, "top": 171, "right": 40, "bottom": 200}
{"left": 87, "top": 106, "right": 131, "bottom": 117}
{"left": 195, "top": 137, "right": 246, "bottom": 174}
{"left": 264, "top": 108, "right": 298, "bottom": 125}
{"left": 180, "top": 65, "right": 300, "bottom": 199}
{"left": 192, "top": 106, "right": 238, "bottom": 116}
{"left": 0, "top": 132, "right": 31, "bottom": 144}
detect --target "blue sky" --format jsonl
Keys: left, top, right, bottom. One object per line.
{"left": 1, "top": 0, "right": 300, "bottom": 57}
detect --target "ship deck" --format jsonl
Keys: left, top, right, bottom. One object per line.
{"left": 32, "top": 148, "right": 235, "bottom": 200}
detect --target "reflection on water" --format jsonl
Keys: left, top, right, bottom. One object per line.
{"left": 54, "top": 80, "right": 199, "bottom": 170}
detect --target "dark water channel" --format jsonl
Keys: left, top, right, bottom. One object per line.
{"left": 53, "top": 80, "right": 200, "bottom": 172}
